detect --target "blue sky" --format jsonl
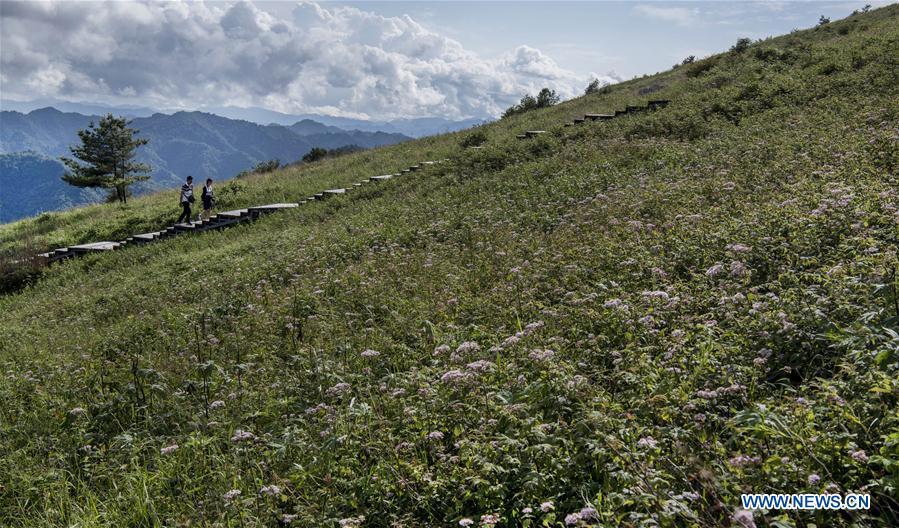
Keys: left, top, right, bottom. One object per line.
{"left": 1, "top": 1, "right": 890, "bottom": 119}
{"left": 306, "top": 1, "right": 885, "bottom": 78}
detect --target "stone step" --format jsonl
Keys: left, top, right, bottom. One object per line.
{"left": 216, "top": 209, "right": 250, "bottom": 219}
{"left": 573, "top": 117, "right": 586, "bottom": 123}
{"left": 369, "top": 175, "right": 393, "bottom": 182}
{"left": 323, "top": 189, "right": 346, "bottom": 196}
{"left": 248, "top": 203, "right": 299, "bottom": 214}
{"left": 524, "top": 130, "right": 546, "bottom": 138}
{"left": 69, "top": 241, "right": 120, "bottom": 253}
{"left": 132, "top": 232, "right": 161, "bottom": 242}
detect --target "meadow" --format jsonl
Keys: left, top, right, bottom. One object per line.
{"left": 1, "top": 6, "right": 898, "bottom": 527}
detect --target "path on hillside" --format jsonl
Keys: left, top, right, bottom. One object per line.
{"left": 38, "top": 99, "right": 670, "bottom": 264}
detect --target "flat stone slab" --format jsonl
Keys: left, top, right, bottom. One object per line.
{"left": 132, "top": 232, "right": 162, "bottom": 242}
{"left": 573, "top": 118, "right": 586, "bottom": 123}
{"left": 524, "top": 130, "right": 546, "bottom": 137}
{"left": 324, "top": 189, "right": 346, "bottom": 195}
{"left": 70, "top": 241, "right": 120, "bottom": 252}
{"left": 516, "top": 134, "right": 527, "bottom": 139}
{"left": 370, "top": 175, "right": 393, "bottom": 181}
{"left": 249, "top": 203, "right": 299, "bottom": 212}
{"left": 216, "top": 209, "right": 249, "bottom": 218}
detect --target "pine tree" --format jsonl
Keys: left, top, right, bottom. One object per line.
{"left": 60, "top": 114, "right": 151, "bottom": 204}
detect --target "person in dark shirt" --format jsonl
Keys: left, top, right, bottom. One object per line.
{"left": 200, "top": 178, "right": 215, "bottom": 221}
{"left": 177, "top": 175, "right": 194, "bottom": 224}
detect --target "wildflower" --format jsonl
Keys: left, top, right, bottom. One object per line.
{"left": 726, "top": 243, "right": 751, "bottom": 253}
{"left": 68, "top": 407, "right": 87, "bottom": 417}
{"left": 339, "top": 517, "right": 364, "bottom": 528}
{"left": 441, "top": 369, "right": 467, "bottom": 384}
{"left": 705, "top": 264, "right": 724, "bottom": 277}
{"left": 466, "top": 360, "right": 495, "bottom": 373}
{"left": 641, "top": 290, "right": 670, "bottom": 301}
{"left": 729, "top": 455, "right": 759, "bottom": 467}
{"left": 696, "top": 389, "right": 718, "bottom": 399}
{"left": 326, "top": 382, "right": 351, "bottom": 397}
{"left": 850, "top": 449, "right": 868, "bottom": 463}
{"left": 259, "top": 484, "right": 281, "bottom": 497}
{"left": 564, "top": 513, "right": 581, "bottom": 525}
{"left": 361, "top": 349, "right": 380, "bottom": 358}
{"left": 459, "top": 519, "right": 474, "bottom": 527}
{"left": 501, "top": 334, "right": 521, "bottom": 348}
{"left": 433, "top": 344, "right": 450, "bottom": 356}
{"left": 480, "top": 513, "right": 499, "bottom": 526}
{"left": 731, "top": 509, "right": 756, "bottom": 528}
{"left": 223, "top": 489, "right": 241, "bottom": 503}
{"left": 210, "top": 400, "right": 225, "bottom": 410}
{"left": 637, "top": 436, "right": 658, "bottom": 449}
{"left": 579, "top": 507, "right": 597, "bottom": 521}
{"left": 523, "top": 320, "right": 545, "bottom": 334}
{"left": 456, "top": 341, "right": 481, "bottom": 355}
{"left": 528, "top": 349, "right": 555, "bottom": 362}
{"left": 808, "top": 473, "right": 821, "bottom": 485}
{"left": 282, "top": 514, "right": 298, "bottom": 524}
{"left": 522, "top": 507, "right": 533, "bottom": 514}
{"left": 604, "top": 298, "right": 624, "bottom": 308}
{"left": 730, "top": 260, "right": 749, "bottom": 278}
{"left": 428, "top": 431, "right": 445, "bottom": 441}
{"left": 540, "top": 501, "right": 554, "bottom": 512}
{"left": 230, "top": 429, "right": 257, "bottom": 443}
{"left": 160, "top": 444, "right": 179, "bottom": 455}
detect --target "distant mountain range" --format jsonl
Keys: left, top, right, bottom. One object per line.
{"left": 0, "top": 107, "right": 418, "bottom": 222}
{"left": 1, "top": 98, "right": 487, "bottom": 138}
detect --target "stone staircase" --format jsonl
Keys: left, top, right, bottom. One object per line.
{"left": 38, "top": 160, "right": 448, "bottom": 265}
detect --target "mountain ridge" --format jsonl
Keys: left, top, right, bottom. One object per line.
{"left": 0, "top": 107, "right": 412, "bottom": 222}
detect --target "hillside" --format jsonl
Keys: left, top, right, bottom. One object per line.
{"left": 0, "top": 109, "right": 411, "bottom": 221}
{"left": 1, "top": 5, "right": 898, "bottom": 527}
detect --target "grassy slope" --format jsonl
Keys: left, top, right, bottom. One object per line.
{"left": 1, "top": 6, "right": 898, "bottom": 527}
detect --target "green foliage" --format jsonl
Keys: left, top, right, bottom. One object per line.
{"left": 60, "top": 114, "right": 151, "bottom": 204}
{"left": 731, "top": 37, "right": 752, "bottom": 54}
{"left": 2, "top": 5, "right": 899, "bottom": 526}
{"left": 302, "top": 147, "right": 329, "bottom": 163}
{"left": 460, "top": 129, "right": 488, "bottom": 148}
{"left": 502, "top": 88, "right": 560, "bottom": 118}
{"left": 584, "top": 78, "right": 611, "bottom": 95}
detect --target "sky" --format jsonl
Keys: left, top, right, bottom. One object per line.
{"left": 0, "top": 1, "right": 890, "bottom": 120}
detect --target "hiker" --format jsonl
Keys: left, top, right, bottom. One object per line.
{"left": 200, "top": 178, "right": 215, "bottom": 221}
{"left": 177, "top": 175, "right": 194, "bottom": 224}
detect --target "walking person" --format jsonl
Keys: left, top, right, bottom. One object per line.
{"left": 177, "top": 175, "right": 194, "bottom": 224}
{"left": 200, "top": 178, "right": 215, "bottom": 221}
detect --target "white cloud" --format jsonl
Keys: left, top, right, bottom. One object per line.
{"left": 634, "top": 5, "right": 701, "bottom": 27}
{"left": 0, "top": 0, "right": 620, "bottom": 119}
